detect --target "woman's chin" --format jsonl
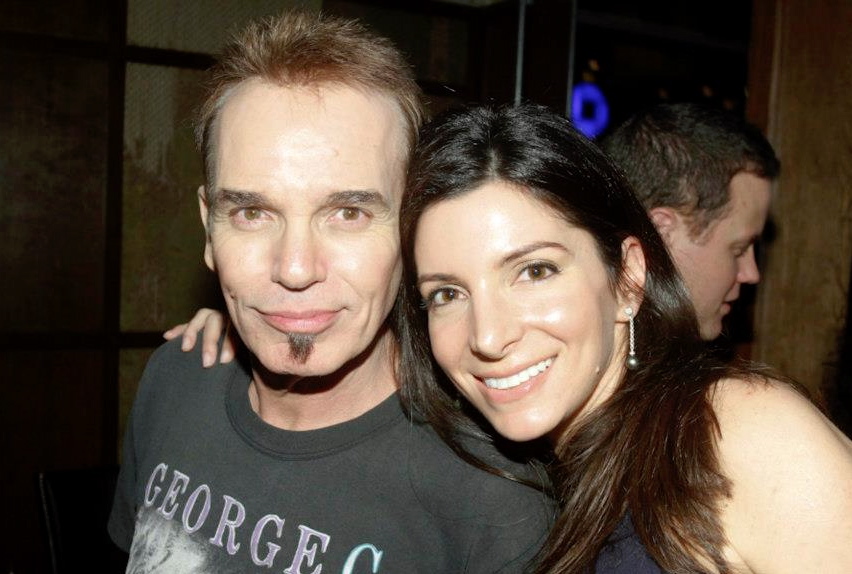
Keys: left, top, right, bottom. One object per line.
{"left": 490, "top": 416, "right": 555, "bottom": 444}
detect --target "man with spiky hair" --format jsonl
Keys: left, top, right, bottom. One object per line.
{"left": 109, "top": 10, "right": 550, "bottom": 572}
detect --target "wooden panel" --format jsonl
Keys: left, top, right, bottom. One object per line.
{"left": 120, "top": 63, "right": 221, "bottom": 332}
{"left": 750, "top": 0, "right": 852, "bottom": 399}
{"left": 0, "top": 0, "right": 108, "bottom": 40}
{"left": 0, "top": 50, "right": 109, "bottom": 333}
{"left": 127, "top": 0, "right": 320, "bottom": 54}
{"left": 324, "top": 0, "right": 475, "bottom": 96}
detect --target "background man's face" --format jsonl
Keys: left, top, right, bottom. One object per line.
{"left": 664, "top": 172, "right": 772, "bottom": 340}
{"left": 200, "top": 80, "right": 406, "bottom": 376}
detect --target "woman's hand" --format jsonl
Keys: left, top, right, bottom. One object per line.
{"left": 163, "top": 308, "right": 237, "bottom": 367}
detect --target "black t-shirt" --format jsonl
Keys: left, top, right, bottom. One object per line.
{"left": 109, "top": 339, "right": 552, "bottom": 573}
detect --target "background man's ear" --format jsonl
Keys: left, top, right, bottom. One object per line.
{"left": 648, "top": 206, "right": 680, "bottom": 243}
{"left": 197, "top": 185, "right": 215, "bottom": 272}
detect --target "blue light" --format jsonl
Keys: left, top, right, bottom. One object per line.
{"left": 571, "top": 82, "right": 610, "bottom": 139}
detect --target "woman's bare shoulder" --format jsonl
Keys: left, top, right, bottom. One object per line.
{"left": 710, "top": 376, "right": 852, "bottom": 573}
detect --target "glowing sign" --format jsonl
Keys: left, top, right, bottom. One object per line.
{"left": 571, "top": 82, "right": 610, "bottom": 139}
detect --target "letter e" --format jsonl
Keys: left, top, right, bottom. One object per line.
{"left": 157, "top": 470, "right": 190, "bottom": 519}
{"left": 284, "top": 525, "right": 330, "bottom": 574}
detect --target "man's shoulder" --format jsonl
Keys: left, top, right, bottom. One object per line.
{"left": 133, "top": 337, "right": 242, "bottom": 406}
{"left": 146, "top": 336, "right": 206, "bottom": 372}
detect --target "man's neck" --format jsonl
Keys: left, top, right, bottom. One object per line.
{"left": 248, "top": 331, "right": 398, "bottom": 431}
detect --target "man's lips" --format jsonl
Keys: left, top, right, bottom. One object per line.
{"left": 259, "top": 310, "right": 339, "bottom": 333}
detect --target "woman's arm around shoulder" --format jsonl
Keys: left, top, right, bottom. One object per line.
{"left": 163, "top": 307, "right": 237, "bottom": 367}
{"left": 712, "top": 377, "right": 852, "bottom": 573}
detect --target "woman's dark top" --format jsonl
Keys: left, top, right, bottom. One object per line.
{"left": 595, "top": 516, "right": 665, "bottom": 573}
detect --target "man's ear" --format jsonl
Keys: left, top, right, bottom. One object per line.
{"left": 648, "top": 206, "right": 682, "bottom": 245}
{"left": 617, "top": 236, "right": 646, "bottom": 315}
{"left": 198, "top": 185, "right": 215, "bottom": 272}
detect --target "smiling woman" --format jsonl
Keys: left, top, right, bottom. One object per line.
{"left": 415, "top": 180, "right": 642, "bottom": 444}
{"left": 397, "top": 103, "right": 852, "bottom": 573}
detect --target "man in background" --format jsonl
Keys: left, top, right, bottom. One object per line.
{"left": 600, "top": 102, "right": 780, "bottom": 341}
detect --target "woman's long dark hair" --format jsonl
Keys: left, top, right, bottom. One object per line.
{"left": 397, "top": 103, "right": 760, "bottom": 572}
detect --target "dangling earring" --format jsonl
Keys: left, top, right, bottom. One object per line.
{"left": 624, "top": 307, "right": 639, "bottom": 370}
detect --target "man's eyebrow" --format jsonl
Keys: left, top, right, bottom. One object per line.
{"left": 212, "top": 188, "right": 392, "bottom": 212}
{"left": 215, "top": 189, "right": 269, "bottom": 207}
{"left": 324, "top": 190, "right": 391, "bottom": 210}
{"left": 736, "top": 233, "right": 762, "bottom": 247}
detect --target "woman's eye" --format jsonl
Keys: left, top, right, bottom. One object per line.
{"left": 424, "top": 287, "right": 461, "bottom": 309}
{"left": 520, "top": 262, "right": 558, "bottom": 281}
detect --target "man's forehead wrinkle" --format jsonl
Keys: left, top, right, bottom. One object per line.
{"left": 269, "top": 128, "right": 340, "bottom": 160}
{"left": 214, "top": 81, "right": 406, "bottom": 211}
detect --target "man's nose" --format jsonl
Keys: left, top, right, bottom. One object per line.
{"left": 737, "top": 245, "right": 760, "bottom": 285}
{"left": 271, "top": 223, "right": 326, "bottom": 290}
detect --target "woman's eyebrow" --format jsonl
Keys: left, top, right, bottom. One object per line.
{"left": 416, "top": 272, "right": 457, "bottom": 289}
{"left": 499, "top": 241, "right": 569, "bottom": 266}
{"left": 416, "top": 241, "right": 570, "bottom": 288}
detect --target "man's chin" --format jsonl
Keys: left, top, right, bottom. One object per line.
{"left": 251, "top": 359, "right": 350, "bottom": 397}
{"left": 286, "top": 332, "right": 316, "bottom": 364}
{"left": 699, "top": 319, "right": 724, "bottom": 341}
{"left": 253, "top": 351, "right": 338, "bottom": 377}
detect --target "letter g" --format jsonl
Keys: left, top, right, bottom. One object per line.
{"left": 144, "top": 463, "right": 168, "bottom": 507}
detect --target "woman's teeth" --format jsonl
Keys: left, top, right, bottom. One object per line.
{"left": 484, "top": 358, "right": 553, "bottom": 390}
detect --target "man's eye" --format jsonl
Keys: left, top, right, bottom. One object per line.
{"left": 230, "top": 207, "right": 266, "bottom": 224}
{"left": 733, "top": 244, "right": 752, "bottom": 258}
{"left": 335, "top": 207, "right": 368, "bottom": 222}
{"left": 242, "top": 208, "right": 263, "bottom": 221}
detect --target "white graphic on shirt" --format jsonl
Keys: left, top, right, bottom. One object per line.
{"left": 129, "top": 462, "right": 385, "bottom": 573}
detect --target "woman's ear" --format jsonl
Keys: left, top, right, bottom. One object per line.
{"left": 618, "top": 236, "right": 646, "bottom": 314}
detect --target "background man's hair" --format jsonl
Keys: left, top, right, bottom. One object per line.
{"left": 601, "top": 102, "right": 780, "bottom": 237}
